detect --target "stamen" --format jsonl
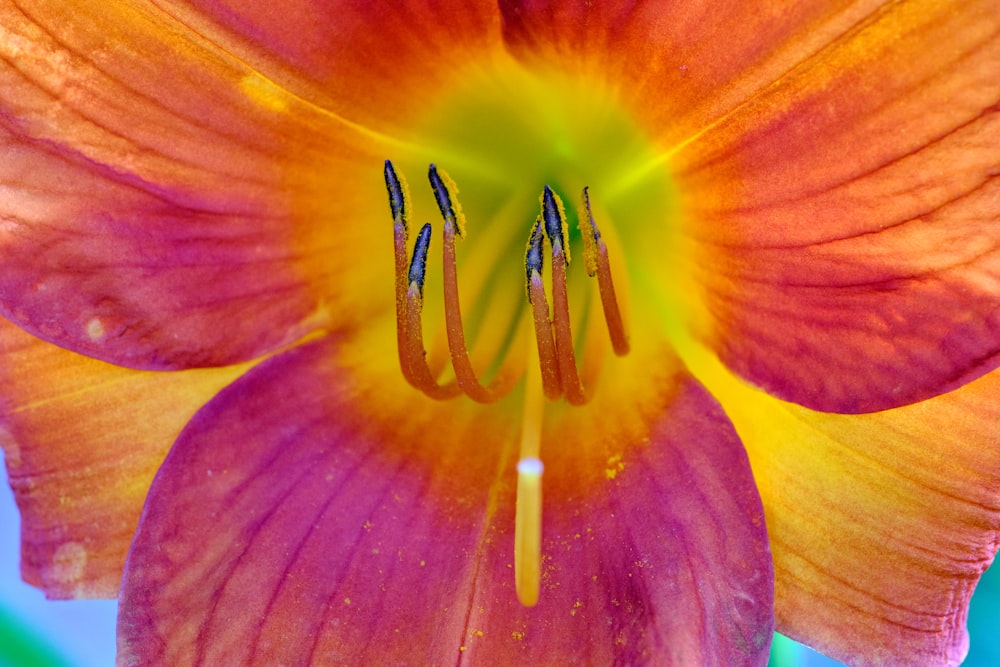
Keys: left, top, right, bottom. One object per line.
{"left": 579, "top": 188, "right": 630, "bottom": 355}
{"left": 542, "top": 188, "right": 589, "bottom": 405}
{"left": 384, "top": 160, "right": 415, "bottom": 384}
{"left": 384, "top": 160, "right": 635, "bottom": 610}
{"left": 389, "top": 161, "right": 523, "bottom": 402}
{"left": 435, "top": 165, "right": 523, "bottom": 403}
{"left": 514, "top": 456, "right": 543, "bottom": 607}
{"left": 402, "top": 224, "right": 462, "bottom": 400}
{"left": 525, "top": 218, "right": 562, "bottom": 400}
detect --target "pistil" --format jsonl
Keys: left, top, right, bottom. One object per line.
{"left": 514, "top": 456, "right": 544, "bottom": 607}
{"left": 514, "top": 342, "right": 545, "bottom": 606}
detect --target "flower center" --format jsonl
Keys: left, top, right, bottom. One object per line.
{"left": 385, "top": 159, "right": 633, "bottom": 607}
{"left": 384, "top": 160, "right": 629, "bottom": 405}
{"left": 378, "top": 62, "right": 680, "bottom": 607}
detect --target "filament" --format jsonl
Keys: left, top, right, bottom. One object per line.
{"left": 441, "top": 205, "right": 524, "bottom": 402}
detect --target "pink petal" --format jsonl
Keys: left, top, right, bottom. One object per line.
{"left": 118, "top": 336, "right": 772, "bottom": 665}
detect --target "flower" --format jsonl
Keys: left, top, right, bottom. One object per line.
{"left": 1, "top": 1, "right": 998, "bottom": 665}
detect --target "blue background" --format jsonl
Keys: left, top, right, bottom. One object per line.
{"left": 1, "top": 451, "right": 997, "bottom": 666}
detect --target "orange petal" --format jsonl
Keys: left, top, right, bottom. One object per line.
{"left": 689, "top": 345, "right": 1000, "bottom": 665}
{"left": 0, "top": 317, "right": 248, "bottom": 598}
{"left": 164, "top": 0, "right": 504, "bottom": 136}
{"left": 498, "top": 1, "right": 901, "bottom": 145}
{"left": 118, "top": 335, "right": 773, "bottom": 665}
{"left": 0, "top": 0, "right": 393, "bottom": 368}
{"left": 670, "top": 0, "right": 1000, "bottom": 411}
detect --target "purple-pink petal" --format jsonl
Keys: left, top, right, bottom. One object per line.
{"left": 117, "top": 336, "right": 772, "bottom": 665}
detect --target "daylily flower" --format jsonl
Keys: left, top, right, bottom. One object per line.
{"left": 1, "top": 0, "right": 998, "bottom": 665}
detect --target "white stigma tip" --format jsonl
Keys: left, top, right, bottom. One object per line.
{"left": 517, "top": 457, "right": 544, "bottom": 476}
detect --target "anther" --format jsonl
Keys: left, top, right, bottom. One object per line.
{"left": 408, "top": 223, "right": 431, "bottom": 298}
{"left": 541, "top": 186, "right": 569, "bottom": 262}
{"left": 384, "top": 159, "right": 406, "bottom": 225}
{"left": 429, "top": 163, "right": 465, "bottom": 237}
{"left": 525, "top": 216, "right": 545, "bottom": 291}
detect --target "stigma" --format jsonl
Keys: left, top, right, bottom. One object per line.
{"left": 383, "top": 160, "right": 630, "bottom": 606}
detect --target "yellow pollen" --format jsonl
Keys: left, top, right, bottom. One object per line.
{"left": 605, "top": 454, "right": 625, "bottom": 480}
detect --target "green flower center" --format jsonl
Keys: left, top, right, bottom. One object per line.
{"left": 392, "top": 61, "right": 682, "bottom": 381}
